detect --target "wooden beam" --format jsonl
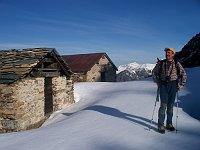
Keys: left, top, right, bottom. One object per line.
{"left": 36, "top": 68, "right": 59, "bottom": 71}
{"left": 35, "top": 71, "right": 60, "bottom": 77}
{"left": 41, "top": 58, "right": 54, "bottom": 63}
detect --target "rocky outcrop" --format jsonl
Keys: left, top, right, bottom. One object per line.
{"left": 175, "top": 33, "right": 200, "bottom": 67}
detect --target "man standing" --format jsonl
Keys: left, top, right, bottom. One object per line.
{"left": 152, "top": 48, "right": 187, "bottom": 134}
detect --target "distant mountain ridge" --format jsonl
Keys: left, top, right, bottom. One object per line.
{"left": 175, "top": 32, "right": 200, "bottom": 67}
{"left": 117, "top": 62, "right": 155, "bottom": 82}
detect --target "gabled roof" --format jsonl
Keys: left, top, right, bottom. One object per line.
{"left": 0, "top": 48, "right": 72, "bottom": 84}
{"left": 62, "top": 53, "right": 118, "bottom": 73}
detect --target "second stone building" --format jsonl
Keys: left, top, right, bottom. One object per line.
{"left": 62, "top": 53, "right": 118, "bottom": 82}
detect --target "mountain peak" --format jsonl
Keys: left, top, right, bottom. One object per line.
{"left": 117, "top": 62, "right": 155, "bottom": 82}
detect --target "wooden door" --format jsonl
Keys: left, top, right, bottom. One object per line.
{"left": 44, "top": 77, "right": 53, "bottom": 115}
{"left": 101, "top": 72, "right": 106, "bottom": 82}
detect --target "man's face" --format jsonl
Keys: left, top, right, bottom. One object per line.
{"left": 165, "top": 50, "right": 174, "bottom": 60}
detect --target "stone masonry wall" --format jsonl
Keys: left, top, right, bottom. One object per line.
{"left": 71, "top": 73, "right": 87, "bottom": 82}
{"left": 65, "top": 77, "right": 74, "bottom": 105}
{"left": 87, "top": 57, "right": 109, "bottom": 82}
{"left": 52, "top": 76, "right": 74, "bottom": 111}
{"left": 0, "top": 76, "right": 74, "bottom": 133}
{"left": 0, "top": 78, "right": 45, "bottom": 132}
{"left": 87, "top": 56, "right": 116, "bottom": 82}
{"left": 15, "top": 78, "right": 45, "bottom": 130}
{"left": 87, "top": 63, "right": 101, "bottom": 82}
{"left": 0, "top": 84, "right": 16, "bottom": 132}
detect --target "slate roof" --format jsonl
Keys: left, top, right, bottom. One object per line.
{"left": 62, "top": 53, "right": 118, "bottom": 73}
{"left": 0, "top": 48, "right": 72, "bottom": 84}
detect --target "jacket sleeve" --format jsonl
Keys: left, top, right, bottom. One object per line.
{"left": 177, "top": 62, "right": 187, "bottom": 85}
{"left": 152, "top": 62, "right": 160, "bottom": 83}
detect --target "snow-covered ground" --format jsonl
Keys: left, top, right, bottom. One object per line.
{"left": 0, "top": 67, "right": 199, "bottom": 150}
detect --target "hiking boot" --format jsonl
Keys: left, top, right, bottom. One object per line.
{"left": 166, "top": 124, "right": 175, "bottom": 131}
{"left": 158, "top": 125, "right": 165, "bottom": 134}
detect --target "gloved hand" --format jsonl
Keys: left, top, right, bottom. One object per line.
{"left": 156, "top": 82, "right": 160, "bottom": 87}
{"left": 177, "top": 83, "right": 183, "bottom": 89}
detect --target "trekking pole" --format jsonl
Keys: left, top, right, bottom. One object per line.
{"left": 149, "top": 86, "right": 160, "bottom": 130}
{"left": 175, "top": 90, "right": 179, "bottom": 133}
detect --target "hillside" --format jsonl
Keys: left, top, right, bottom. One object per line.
{"left": 175, "top": 33, "right": 200, "bottom": 67}
{"left": 0, "top": 67, "right": 199, "bottom": 150}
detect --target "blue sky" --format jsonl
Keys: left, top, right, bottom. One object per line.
{"left": 0, "top": 0, "right": 200, "bottom": 66}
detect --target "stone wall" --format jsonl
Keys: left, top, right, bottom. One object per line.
{"left": 87, "top": 63, "right": 101, "bottom": 82}
{"left": 0, "top": 78, "right": 45, "bottom": 132}
{"left": 0, "top": 84, "right": 15, "bottom": 132}
{"left": 52, "top": 76, "right": 74, "bottom": 111}
{"left": 71, "top": 73, "right": 87, "bottom": 82}
{"left": 87, "top": 56, "right": 116, "bottom": 82}
{"left": 0, "top": 77, "right": 74, "bottom": 133}
{"left": 65, "top": 77, "right": 74, "bottom": 105}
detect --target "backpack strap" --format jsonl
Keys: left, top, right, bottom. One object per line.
{"left": 158, "top": 59, "right": 164, "bottom": 81}
{"left": 158, "top": 59, "right": 181, "bottom": 80}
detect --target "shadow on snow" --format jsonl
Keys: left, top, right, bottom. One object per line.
{"left": 71, "top": 105, "right": 158, "bottom": 131}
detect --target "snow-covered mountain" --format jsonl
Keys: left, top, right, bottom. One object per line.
{"left": 117, "top": 62, "right": 155, "bottom": 81}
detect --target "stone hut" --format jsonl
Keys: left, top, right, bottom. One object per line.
{"left": 0, "top": 48, "right": 74, "bottom": 132}
{"left": 62, "top": 53, "right": 117, "bottom": 82}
